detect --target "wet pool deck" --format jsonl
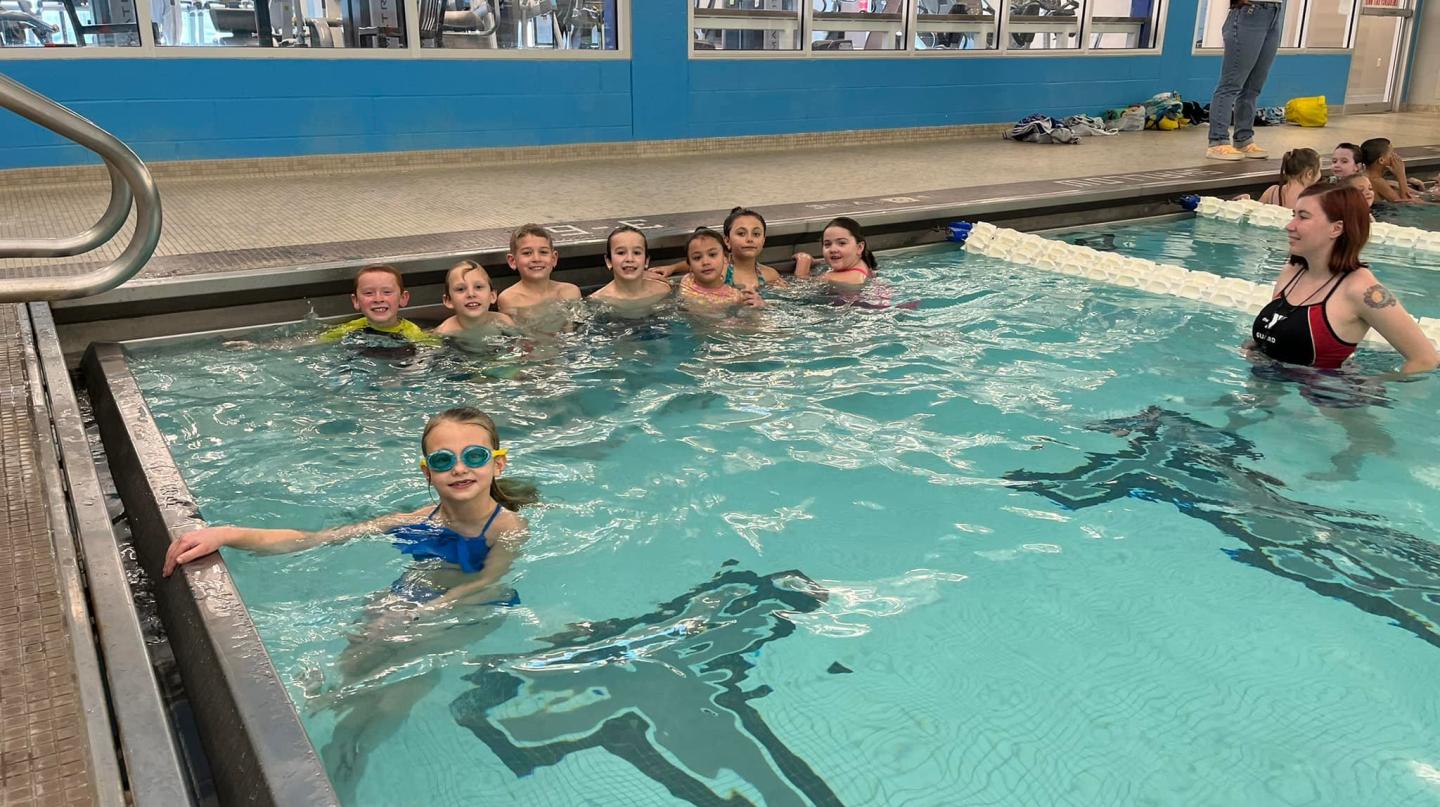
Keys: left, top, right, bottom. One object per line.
{"left": 0, "top": 111, "right": 1437, "bottom": 805}
{"left": 0, "top": 305, "right": 96, "bottom": 807}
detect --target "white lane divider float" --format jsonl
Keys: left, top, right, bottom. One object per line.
{"left": 946, "top": 220, "right": 1440, "bottom": 351}
{"left": 1181, "top": 195, "right": 1440, "bottom": 255}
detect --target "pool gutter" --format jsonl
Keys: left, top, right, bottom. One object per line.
{"left": 48, "top": 144, "right": 1440, "bottom": 361}
{"left": 24, "top": 304, "right": 193, "bottom": 805}
{"left": 82, "top": 341, "right": 339, "bottom": 807}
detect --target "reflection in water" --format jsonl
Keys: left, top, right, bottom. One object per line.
{"left": 450, "top": 565, "right": 845, "bottom": 807}
{"left": 1008, "top": 406, "right": 1440, "bottom": 646}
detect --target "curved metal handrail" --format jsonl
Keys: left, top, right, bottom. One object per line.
{"left": 0, "top": 74, "right": 161, "bottom": 302}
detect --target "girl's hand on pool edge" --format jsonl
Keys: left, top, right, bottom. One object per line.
{"left": 162, "top": 526, "right": 236, "bottom": 577}
{"left": 793, "top": 253, "right": 814, "bottom": 278}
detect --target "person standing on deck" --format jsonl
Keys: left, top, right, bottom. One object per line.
{"left": 1206, "top": 0, "right": 1285, "bottom": 162}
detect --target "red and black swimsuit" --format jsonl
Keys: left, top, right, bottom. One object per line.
{"left": 1251, "top": 268, "right": 1358, "bottom": 369}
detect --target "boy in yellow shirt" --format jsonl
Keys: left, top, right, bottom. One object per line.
{"left": 320, "top": 265, "right": 430, "bottom": 343}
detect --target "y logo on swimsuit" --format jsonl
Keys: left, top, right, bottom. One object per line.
{"left": 1263, "top": 312, "right": 1286, "bottom": 330}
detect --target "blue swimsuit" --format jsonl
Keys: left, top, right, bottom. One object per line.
{"left": 386, "top": 504, "right": 519, "bottom": 605}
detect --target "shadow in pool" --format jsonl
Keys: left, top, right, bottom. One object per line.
{"left": 450, "top": 564, "right": 844, "bottom": 807}
{"left": 1007, "top": 406, "right": 1440, "bottom": 648}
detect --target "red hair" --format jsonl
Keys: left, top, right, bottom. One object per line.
{"left": 1294, "top": 185, "right": 1369, "bottom": 275}
{"left": 354, "top": 265, "right": 405, "bottom": 293}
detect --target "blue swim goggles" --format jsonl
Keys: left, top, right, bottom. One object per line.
{"left": 421, "top": 445, "right": 506, "bottom": 473}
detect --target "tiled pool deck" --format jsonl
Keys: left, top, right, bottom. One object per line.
{"left": 0, "top": 305, "right": 95, "bottom": 807}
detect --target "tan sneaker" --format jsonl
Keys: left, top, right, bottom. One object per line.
{"left": 1206, "top": 145, "right": 1244, "bottom": 161}
{"left": 1236, "top": 143, "right": 1269, "bottom": 159}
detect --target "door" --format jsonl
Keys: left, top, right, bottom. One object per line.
{"left": 1345, "top": 0, "right": 1415, "bottom": 113}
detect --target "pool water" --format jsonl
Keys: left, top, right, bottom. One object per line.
{"left": 1061, "top": 215, "right": 1440, "bottom": 320}
{"left": 128, "top": 244, "right": 1440, "bottom": 806}
{"left": 1377, "top": 199, "right": 1440, "bottom": 232}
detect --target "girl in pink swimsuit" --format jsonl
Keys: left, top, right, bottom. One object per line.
{"left": 679, "top": 228, "right": 763, "bottom": 310}
{"left": 794, "top": 217, "right": 878, "bottom": 287}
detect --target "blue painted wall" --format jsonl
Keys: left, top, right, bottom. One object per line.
{"left": 0, "top": 1, "right": 1351, "bottom": 169}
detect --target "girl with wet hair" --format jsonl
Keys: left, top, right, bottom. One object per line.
{"left": 794, "top": 217, "right": 879, "bottom": 287}
{"left": 1259, "top": 148, "right": 1321, "bottom": 208}
{"left": 720, "top": 207, "right": 785, "bottom": 290}
{"left": 163, "top": 406, "right": 535, "bottom": 614}
{"left": 1330, "top": 143, "right": 1364, "bottom": 181}
{"left": 678, "top": 227, "right": 762, "bottom": 309}
{"left": 649, "top": 206, "right": 786, "bottom": 291}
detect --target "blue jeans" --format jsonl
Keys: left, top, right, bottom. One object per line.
{"left": 1208, "top": 2, "right": 1284, "bottom": 147}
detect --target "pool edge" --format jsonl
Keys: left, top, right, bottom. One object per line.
{"left": 81, "top": 341, "right": 340, "bottom": 807}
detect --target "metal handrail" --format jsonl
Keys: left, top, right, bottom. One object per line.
{"left": 0, "top": 74, "right": 161, "bottom": 302}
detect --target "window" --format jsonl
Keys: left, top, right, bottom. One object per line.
{"left": 693, "top": 0, "right": 800, "bottom": 51}
{"left": 153, "top": 0, "right": 407, "bottom": 47}
{"left": 810, "top": 0, "right": 905, "bottom": 51}
{"left": 430, "top": 0, "right": 617, "bottom": 50}
{"left": 1006, "top": 0, "right": 1081, "bottom": 51}
{"left": 0, "top": 0, "right": 140, "bottom": 47}
{"left": 691, "top": 0, "right": 1168, "bottom": 55}
{"left": 914, "top": 0, "right": 999, "bottom": 51}
{"left": 141, "top": 0, "right": 615, "bottom": 48}
{"left": 1195, "top": 0, "right": 1355, "bottom": 50}
{"left": 1087, "top": 0, "right": 1159, "bottom": 49}
{"left": 1301, "top": 0, "right": 1354, "bottom": 47}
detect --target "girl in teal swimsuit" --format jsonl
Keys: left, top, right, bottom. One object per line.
{"left": 722, "top": 207, "right": 785, "bottom": 291}
{"left": 649, "top": 206, "right": 785, "bottom": 292}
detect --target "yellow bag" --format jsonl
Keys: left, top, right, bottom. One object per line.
{"left": 1285, "top": 96, "right": 1328, "bottom": 127}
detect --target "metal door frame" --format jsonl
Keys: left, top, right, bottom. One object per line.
{"left": 1345, "top": 2, "right": 1415, "bottom": 113}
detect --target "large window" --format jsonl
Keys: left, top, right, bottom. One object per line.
{"left": 811, "top": 0, "right": 904, "bottom": 51}
{"left": 693, "top": 1, "right": 800, "bottom": 51}
{"left": 142, "top": 0, "right": 614, "bottom": 49}
{"left": 1088, "top": 0, "right": 1159, "bottom": 49}
{"left": 1195, "top": 0, "right": 1356, "bottom": 50}
{"left": 0, "top": 0, "right": 140, "bottom": 46}
{"left": 914, "top": 1, "right": 999, "bottom": 51}
{"left": 1006, "top": 0, "right": 1080, "bottom": 51}
{"left": 1301, "top": 0, "right": 1354, "bottom": 47}
{"left": 428, "top": 0, "right": 616, "bottom": 50}
{"left": 693, "top": 0, "right": 1165, "bottom": 54}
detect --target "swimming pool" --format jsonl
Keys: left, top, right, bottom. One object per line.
{"left": 126, "top": 241, "right": 1440, "bottom": 806}
{"left": 1060, "top": 215, "right": 1440, "bottom": 320}
{"left": 1377, "top": 200, "right": 1440, "bottom": 233}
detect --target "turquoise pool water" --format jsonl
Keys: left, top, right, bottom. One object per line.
{"left": 1377, "top": 200, "right": 1440, "bottom": 232}
{"left": 128, "top": 244, "right": 1440, "bottom": 806}
{"left": 1061, "top": 215, "right": 1440, "bottom": 320}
